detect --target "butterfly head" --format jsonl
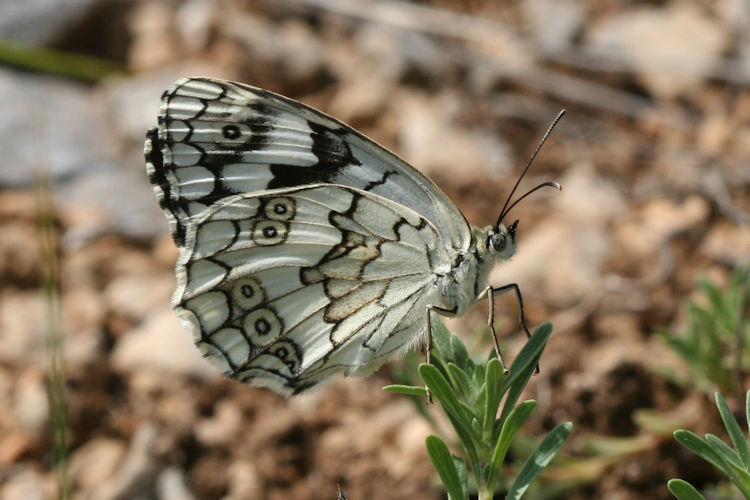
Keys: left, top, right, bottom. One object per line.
{"left": 487, "top": 220, "right": 518, "bottom": 261}
{"left": 493, "top": 109, "right": 565, "bottom": 247}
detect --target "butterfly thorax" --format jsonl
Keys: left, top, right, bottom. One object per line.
{"left": 437, "top": 223, "right": 517, "bottom": 316}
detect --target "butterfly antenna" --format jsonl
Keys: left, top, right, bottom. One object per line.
{"left": 497, "top": 109, "right": 566, "bottom": 227}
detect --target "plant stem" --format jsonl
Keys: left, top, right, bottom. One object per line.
{"left": 35, "top": 173, "right": 71, "bottom": 499}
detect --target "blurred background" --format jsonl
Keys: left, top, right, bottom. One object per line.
{"left": 1, "top": 0, "right": 749, "bottom": 499}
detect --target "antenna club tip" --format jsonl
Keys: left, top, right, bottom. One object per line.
{"left": 555, "top": 182, "right": 563, "bottom": 191}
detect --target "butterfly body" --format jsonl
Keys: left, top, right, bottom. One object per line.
{"left": 145, "top": 77, "right": 524, "bottom": 395}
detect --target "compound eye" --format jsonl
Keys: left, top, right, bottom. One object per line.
{"left": 490, "top": 233, "right": 506, "bottom": 251}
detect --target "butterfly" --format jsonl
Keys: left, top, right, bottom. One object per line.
{"left": 144, "top": 77, "right": 560, "bottom": 396}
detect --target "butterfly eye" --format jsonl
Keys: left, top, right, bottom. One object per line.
{"left": 489, "top": 233, "right": 506, "bottom": 251}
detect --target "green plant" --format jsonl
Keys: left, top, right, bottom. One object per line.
{"left": 659, "top": 269, "right": 750, "bottom": 395}
{"left": 668, "top": 391, "right": 750, "bottom": 500}
{"left": 385, "top": 322, "right": 571, "bottom": 500}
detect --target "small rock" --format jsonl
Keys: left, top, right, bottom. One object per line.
{"left": 111, "top": 309, "right": 220, "bottom": 380}
{"left": 496, "top": 216, "right": 609, "bottom": 305}
{"left": 127, "top": 2, "right": 180, "bottom": 71}
{"left": 0, "top": 68, "right": 117, "bottom": 188}
{"left": 0, "top": 431, "right": 35, "bottom": 466}
{"left": 153, "top": 387, "right": 201, "bottom": 431}
{"left": 329, "top": 77, "right": 392, "bottom": 126}
{"left": 555, "top": 166, "right": 625, "bottom": 222}
{"left": 63, "top": 287, "right": 106, "bottom": 334}
{"left": 55, "top": 160, "right": 168, "bottom": 243}
{"left": 104, "top": 273, "right": 174, "bottom": 320}
{"left": 319, "top": 401, "right": 413, "bottom": 455}
{"left": 90, "top": 423, "right": 158, "bottom": 500}
{"left": 156, "top": 467, "right": 196, "bottom": 500}
{"left": 399, "top": 31, "right": 455, "bottom": 84}
{"left": 345, "top": 25, "right": 406, "bottom": 83}
{"left": 0, "top": 469, "right": 50, "bottom": 500}
{"left": 0, "top": 213, "right": 38, "bottom": 287}
{"left": 274, "top": 20, "right": 329, "bottom": 85}
{"left": 395, "top": 91, "right": 513, "bottom": 182}
{"left": 615, "top": 196, "right": 710, "bottom": 260}
{"left": 697, "top": 103, "right": 732, "bottom": 155}
{"left": 0, "top": 0, "right": 101, "bottom": 45}
{"left": 153, "top": 235, "right": 180, "bottom": 268}
{"left": 587, "top": 5, "right": 729, "bottom": 99}
{"left": 195, "top": 399, "right": 242, "bottom": 447}
{"left": 593, "top": 313, "right": 642, "bottom": 342}
{"left": 700, "top": 220, "right": 750, "bottom": 266}
{"left": 383, "top": 417, "right": 432, "bottom": 480}
{"left": 69, "top": 438, "right": 126, "bottom": 489}
{"left": 715, "top": 0, "right": 750, "bottom": 30}
{"left": 0, "top": 292, "right": 44, "bottom": 366}
{"left": 13, "top": 370, "right": 48, "bottom": 434}
{"left": 175, "top": 0, "right": 216, "bottom": 53}
{"left": 223, "top": 460, "right": 262, "bottom": 500}
{"left": 0, "top": 365, "right": 11, "bottom": 419}
{"left": 62, "top": 287, "right": 105, "bottom": 367}
{"left": 523, "top": 0, "right": 586, "bottom": 52}
{"left": 222, "top": 13, "right": 325, "bottom": 86}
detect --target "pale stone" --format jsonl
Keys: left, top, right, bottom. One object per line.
{"left": 69, "top": 439, "right": 126, "bottom": 489}
{"left": 587, "top": 5, "right": 728, "bottom": 99}
{"left": 111, "top": 309, "right": 220, "bottom": 379}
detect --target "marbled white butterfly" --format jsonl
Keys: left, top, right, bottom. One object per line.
{"left": 145, "top": 77, "right": 560, "bottom": 395}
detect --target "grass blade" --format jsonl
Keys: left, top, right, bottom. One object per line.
{"left": 426, "top": 435, "right": 468, "bottom": 500}
{"left": 715, "top": 392, "right": 750, "bottom": 468}
{"left": 505, "top": 422, "right": 573, "bottom": 500}
{"left": 667, "top": 479, "right": 706, "bottom": 500}
{"left": 382, "top": 384, "right": 428, "bottom": 397}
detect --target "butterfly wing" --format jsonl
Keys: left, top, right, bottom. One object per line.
{"left": 145, "top": 77, "right": 471, "bottom": 252}
{"left": 175, "top": 184, "right": 451, "bottom": 395}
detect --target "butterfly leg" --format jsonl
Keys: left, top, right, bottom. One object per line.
{"left": 424, "top": 304, "right": 458, "bottom": 403}
{"left": 488, "top": 282, "right": 539, "bottom": 373}
{"left": 477, "top": 285, "right": 508, "bottom": 370}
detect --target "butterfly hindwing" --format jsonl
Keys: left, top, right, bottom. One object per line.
{"left": 145, "top": 77, "right": 471, "bottom": 251}
{"left": 174, "top": 184, "right": 451, "bottom": 394}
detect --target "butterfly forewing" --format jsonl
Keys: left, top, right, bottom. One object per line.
{"left": 146, "top": 77, "right": 471, "bottom": 251}
{"left": 174, "top": 184, "right": 451, "bottom": 394}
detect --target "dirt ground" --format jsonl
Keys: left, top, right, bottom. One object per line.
{"left": 1, "top": 1, "right": 749, "bottom": 499}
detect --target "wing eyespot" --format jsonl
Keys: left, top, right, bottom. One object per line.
{"left": 231, "top": 277, "right": 265, "bottom": 310}
{"left": 243, "top": 307, "right": 283, "bottom": 346}
{"left": 264, "top": 196, "right": 296, "bottom": 221}
{"left": 252, "top": 220, "right": 288, "bottom": 245}
{"left": 221, "top": 124, "right": 241, "bottom": 139}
